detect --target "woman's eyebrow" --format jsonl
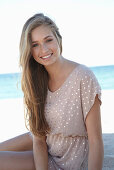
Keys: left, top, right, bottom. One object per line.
{"left": 32, "top": 35, "right": 53, "bottom": 43}
{"left": 44, "top": 35, "right": 53, "bottom": 39}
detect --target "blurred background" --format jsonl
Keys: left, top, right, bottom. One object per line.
{"left": 0, "top": 0, "right": 114, "bottom": 74}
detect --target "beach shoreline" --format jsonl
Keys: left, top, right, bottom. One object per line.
{"left": 0, "top": 98, "right": 27, "bottom": 142}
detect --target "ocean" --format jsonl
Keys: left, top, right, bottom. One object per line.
{"left": 0, "top": 65, "right": 114, "bottom": 99}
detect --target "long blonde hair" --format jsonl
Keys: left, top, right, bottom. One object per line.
{"left": 19, "top": 13, "right": 62, "bottom": 136}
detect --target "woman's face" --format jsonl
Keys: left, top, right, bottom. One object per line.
{"left": 31, "top": 25, "right": 61, "bottom": 66}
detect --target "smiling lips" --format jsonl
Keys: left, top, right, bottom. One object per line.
{"left": 40, "top": 53, "right": 52, "bottom": 60}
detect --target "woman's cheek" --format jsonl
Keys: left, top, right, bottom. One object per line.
{"left": 32, "top": 49, "right": 38, "bottom": 58}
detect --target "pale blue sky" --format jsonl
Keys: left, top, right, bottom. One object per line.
{"left": 0, "top": 0, "right": 114, "bottom": 73}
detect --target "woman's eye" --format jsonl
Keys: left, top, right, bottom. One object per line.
{"left": 46, "top": 39, "right": 53, "bottom": 42}
{"left": 32, "top": 44, "right": 38, "bottom": 48}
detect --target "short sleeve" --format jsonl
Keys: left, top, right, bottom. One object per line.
{"left": 80, "top": 66, "right": 102, "bottom": 122}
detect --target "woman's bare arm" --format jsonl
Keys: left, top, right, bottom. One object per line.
{"left": 33, "top": 135, "right": 48, "bottom": 170}
{"left": 0, "top": 132, "right": 33, "bottom": 151}
{"left": 86, "top": 96, "right": 104, "bottom": 170}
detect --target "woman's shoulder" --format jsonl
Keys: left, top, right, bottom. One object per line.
{"left": 76, "top": 63, "right": 92, "bottom": 71}
{"left": 70, "top": 63, "right": 99, "bottom": 85}
{"left": 66, "top": 60, "right": 92, "bottom": 72}
{"left": 76, "top": 63, "right": 95, "bottom": 77}
{"left": 65, "top": 60, "right": 96, "bottom": 80}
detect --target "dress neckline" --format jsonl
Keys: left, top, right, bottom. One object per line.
{"left": 48, "top": 64, "right": 81, "bottom": 94}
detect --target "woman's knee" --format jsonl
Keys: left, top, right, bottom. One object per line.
{"left": 0, "top": 132, "right": 33, "bottom": 152}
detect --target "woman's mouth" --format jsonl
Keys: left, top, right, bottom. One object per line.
{"left": 40, "top": 53, "right": 52, "bottom": 60}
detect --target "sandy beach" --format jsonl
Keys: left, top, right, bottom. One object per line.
{"left": 101, "top": 90, "right": 114, "bottom": 134}
{"left": 101, "top": 90, "right": 114, "bottom": 169}
{"left": 0, "top": 89, "right": 114, "bottom": 169}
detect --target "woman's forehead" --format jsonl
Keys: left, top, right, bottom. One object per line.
{"left": 31, "top": 25, "right": 54, "bottom": 41}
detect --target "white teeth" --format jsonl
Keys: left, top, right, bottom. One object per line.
{"left": 41, "top": 54, "right": 51, "bottom": 59}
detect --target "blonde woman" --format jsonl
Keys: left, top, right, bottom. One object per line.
{"left": 0, "top": 13, "right": 104, "bottom": 170}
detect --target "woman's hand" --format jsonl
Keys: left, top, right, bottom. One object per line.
{"left": 33, "top": 135, "right": 48, "bottom": 170}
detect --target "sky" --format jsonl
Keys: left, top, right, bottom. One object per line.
{"left": 0, "top": 0, "right": 114, "bottom": 73}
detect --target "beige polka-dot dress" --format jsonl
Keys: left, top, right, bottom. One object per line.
{"left": 45, "top": 64, "right": 102, "bottom": 170}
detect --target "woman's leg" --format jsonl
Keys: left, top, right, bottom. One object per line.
{"left": 0, "top": 132, "right": 35, "bottom": 169}
{"left": 0, "top": 151, "right": 35, "bottom": 170}
{"left": 0, "top": 132, "right": 33, "bottom": 151}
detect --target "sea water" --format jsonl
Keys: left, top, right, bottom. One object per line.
{"left": 0, "top": 65, "right": 114, "bottom": 99}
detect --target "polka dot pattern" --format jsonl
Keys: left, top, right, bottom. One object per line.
{"left": 44, "top": 64, "right": 101, "bottom": 170}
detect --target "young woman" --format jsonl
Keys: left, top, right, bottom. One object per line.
{"left": 0, "top": 13, "right": 104, "bottom": 170}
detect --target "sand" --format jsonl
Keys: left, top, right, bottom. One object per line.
{"left": 101, "top": 90, "right": 114, "bottom": 133}
{"left": 101, "top": 90, "right": 114, "bottom": 169}
{"left": 0, "top": 89, "right": 114, "bottom": 169}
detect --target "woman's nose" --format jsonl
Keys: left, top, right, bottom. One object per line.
{"left": 40, "top": 44, "right": 48, "bottom": 53}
